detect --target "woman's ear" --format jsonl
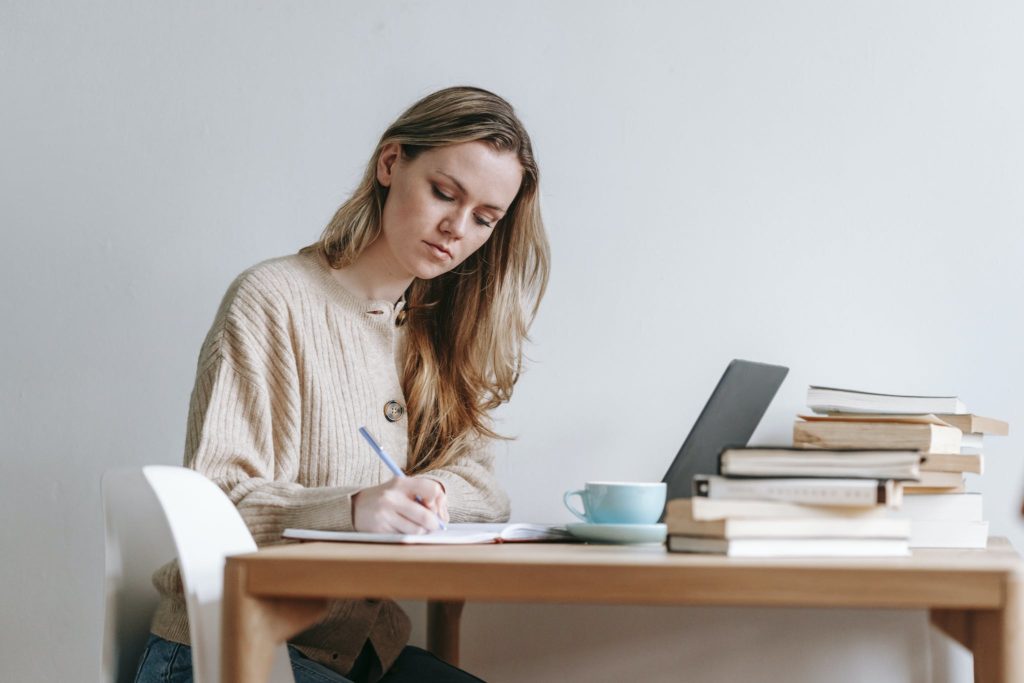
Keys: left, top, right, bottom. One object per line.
{"left": 376, "top": 142, "right": 401, "bottom": 188}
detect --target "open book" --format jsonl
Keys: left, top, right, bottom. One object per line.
{"left": 283, "top": 522, "right": 574, "bottom": 545}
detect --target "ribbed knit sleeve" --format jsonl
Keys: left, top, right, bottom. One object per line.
{"left": 421, "top": 436, "right": 511, "bottom": 523}
{"left": 184, "top": 268, "right": 360, "bottom": 544}
{"left": 186, "top": 359, "right": 361, "bottom": 541}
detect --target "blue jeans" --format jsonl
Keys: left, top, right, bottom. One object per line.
{"left": 133, "top": 633, "right": 485, "bottom": 683}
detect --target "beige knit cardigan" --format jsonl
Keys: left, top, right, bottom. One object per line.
{"left": 150, "top": 249, "right": 511, "bottom": 676}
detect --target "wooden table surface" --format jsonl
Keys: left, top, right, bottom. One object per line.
{"left": 222, "top": 538, "right": 1024, "bottom": 683}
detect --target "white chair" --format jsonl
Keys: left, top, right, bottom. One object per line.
{"left": 102, "top": 465, "right": 294, "bottom": 683}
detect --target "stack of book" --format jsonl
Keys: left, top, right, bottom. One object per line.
{"left": 665, "top": 386, "right": 1008, "bottom": 556}
{"left": 665, "top": 449, "right": 916, "bottom": 557}
{"left": 794, "top": 386, "right": 1008, "bottom": 548}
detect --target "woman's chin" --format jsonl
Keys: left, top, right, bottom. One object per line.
{"left": 411, "top": 261, "right": 453, "bottom": 280}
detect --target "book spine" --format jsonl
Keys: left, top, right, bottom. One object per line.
{"left": 693, "top": 476, "right": 893, "bottom": 507}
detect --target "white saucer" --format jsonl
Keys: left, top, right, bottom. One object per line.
{"left": 566, "top": 523, "right": 667, "bottom": 544}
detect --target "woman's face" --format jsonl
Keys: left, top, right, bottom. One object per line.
{"left": 376, "top": 140, "right": 524, "bottom": 280}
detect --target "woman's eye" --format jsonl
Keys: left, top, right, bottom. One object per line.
{"left": 431, "top": 185, "right": 454, "bottom": 202}
{"left": 432, "top": 183, "right": 493, "bottom": 228}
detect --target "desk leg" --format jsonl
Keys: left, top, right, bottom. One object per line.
{"left": 427, "top": 600, "right": 465, "bottom": 667}
{"left": 222, "top": 561, "right": 328, "bottom": 683}
{"left": 930, "top": 573, "right": 1024, "bottom": 683}
{"left": 930, "top": 609, "right": 972, "bottom": 651}
{"left": 971, "top": 572, "right": 1023, "bottom": 683}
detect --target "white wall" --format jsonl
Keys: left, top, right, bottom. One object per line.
{"left": 3, "top": 1, "right": 1022, "bottom": 681}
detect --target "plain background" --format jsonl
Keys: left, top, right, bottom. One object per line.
{"left": 3, "top": 1, "right": 1023, "bottom": 681}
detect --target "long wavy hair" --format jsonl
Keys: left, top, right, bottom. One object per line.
{"left": 303, "top": 86, "right": 550, "bottom": 474}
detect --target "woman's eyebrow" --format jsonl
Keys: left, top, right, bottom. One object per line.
{"left": 436, "top": 170, "right": 507, "bottom": 213}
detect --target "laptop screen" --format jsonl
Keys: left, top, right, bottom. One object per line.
{"left": 661, "top": 359, "right": 788, "bottom": 502}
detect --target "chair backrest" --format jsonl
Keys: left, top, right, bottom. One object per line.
{"left": 102, "top": 466, "right": 294, "bottom": 683}
{"left": 102, "top": 468, "right": 175, "bottom": 683}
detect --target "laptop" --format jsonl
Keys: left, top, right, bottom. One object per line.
{"left": 661, "top": 359, "right": 789, "bottom": 504}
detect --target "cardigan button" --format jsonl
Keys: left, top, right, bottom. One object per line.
{"left": 384, "top": 400, "right": 405, "bottom": 422}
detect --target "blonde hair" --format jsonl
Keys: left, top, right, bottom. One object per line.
{"left": 304, "top": 86, "right": 550, "bottom": 473}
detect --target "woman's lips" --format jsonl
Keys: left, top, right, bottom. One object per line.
{"left": 424, "top": 241, "right": 452, "bottom": 260}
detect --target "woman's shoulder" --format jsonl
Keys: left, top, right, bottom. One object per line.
{"left": 205, "top": 252, "right": 320, "bottom": 334}
{"left": 222, "top": 251, "right": 321, "bottom": 309}
{"left": 212, "top": 249, "right": 378, "bottom": 340}
{"left": 235, "top": 251, "right": 314, "bottom": 291}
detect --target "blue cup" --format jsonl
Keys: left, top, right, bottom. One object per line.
{"left": 563, "top": 481, "right": 667, "bottom": 525}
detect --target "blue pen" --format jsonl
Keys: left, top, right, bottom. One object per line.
{"left": 358, "top": 426, "right": 447, "bottom": 531}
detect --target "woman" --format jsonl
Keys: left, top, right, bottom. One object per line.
{"left": 136, "top": 86, "right": 550, "bottom": 683}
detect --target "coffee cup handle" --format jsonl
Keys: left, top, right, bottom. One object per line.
{"left": 563, "top": 489, "right": 588, "bottom": 522}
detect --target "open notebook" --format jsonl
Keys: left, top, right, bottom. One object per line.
{"left": 283, "top": 522, "right": 574, "bottom": 545}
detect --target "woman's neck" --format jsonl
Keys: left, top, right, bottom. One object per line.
{"left": 328, "top": 239, "right": 413, "bottom": 303}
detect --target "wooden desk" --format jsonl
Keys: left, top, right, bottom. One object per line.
{"left": 222, "top": 538, "right": 1023, "bottom": 683}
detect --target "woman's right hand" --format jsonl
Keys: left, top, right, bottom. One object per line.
{"left": 351, "top": 477, "right": 448, "bottom": 534}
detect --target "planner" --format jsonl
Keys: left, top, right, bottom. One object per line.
{"left": 283, "top": 522, "right": 574, "bottom": 544}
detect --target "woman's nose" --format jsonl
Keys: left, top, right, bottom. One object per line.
{"left": 441, "top": 210, "right": 470, "bottom": 238}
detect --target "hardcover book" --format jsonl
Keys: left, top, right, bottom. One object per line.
{"left": 903, "top": 520, "right": 989, "bottom": 549}
{"left": 808, "top": 386, "right": 967, "bottom": 415}
{"left": 934, "top": 414, "right": 1009, "bottom": 436}
{"left": 667, "top": 500, "right": 910, "bottom": 539}
{"left": 693, "top": 474, "right": 902, "bottom": 507}
{"left": 919, "top": 452, "right": 983, "bottom": 475}
{"left": 718, "top": 447, "right": 921, "bottom": 480}
{"left": 903, "top": 471, "right": 966, "bottom": 490}
{"left": 669, "top": 497, "right": 889, "bottom": 522}
{"left": 667, "top": 535, "right": 910, "bottom": 557}
{"left": 887, "top": 492, "right": 983, "bottom": 521}
{"left": 793, "top": 419, "right": 961, "bottom": 454}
